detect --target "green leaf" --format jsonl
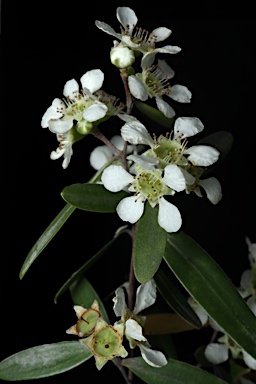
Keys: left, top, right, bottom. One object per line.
{"left": 164, "top": 231, "right": 256, "bottom": 359}
{"left": 69, "top": 276, "right": 110, "bottom": 323}
{"left": 0, "top": 341, "right": 92, "bottom": 381}
{"left": 154, "top": 266, "right": 202, "bottom": 329}
{"left": 19, "top": 203, "right": 75, "bottom": 279}
{"left": 133, "top": 204, "right": 168, "bottom": 284}
{"left": 61, "top": 183, "right": 129, "bottom": 212}
{"left": 54, "top": 226, "right": 128, "bottom": 303}
{"left": 122, "top": 357, "right": 228, "bottom": 384}
{"left": 135, "top": 101, "right": 175, "bottom": 129}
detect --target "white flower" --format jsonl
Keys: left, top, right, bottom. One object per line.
{"left": 121, "top": 117, "right": 220, "bottom": 168}
{"left": 41, "top": 69, "right": 108, "bottom": 135}
{"left": 204, "top": 333, "right": 256, "bottom": 370}
{"left": 95, "top": 7, "right": 180, "bottom": 56}
{"left": 110, "top": 41, "right": 135, "bottom": 69}
{"left": 101, "top": 162, "right": 183, "bottom": 233}
{"left": 128, "top": 59, "right": 192, "bottom": 118}
{"left": 113, "top": 280, "right": 168, "bottom": 367}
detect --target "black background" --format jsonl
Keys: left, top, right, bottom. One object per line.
{"left": 2, "top": 1, "right": 256, "bottom": 382}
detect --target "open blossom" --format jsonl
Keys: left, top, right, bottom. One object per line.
{"left": 95, "top": 7, "right": 180, "bottom": 56}
{"left": 128, "top": 59, "right": 192, "bottom": 118}
{"left": 101, "top": 161, "right": 184, "bottom": 232}
{"left": 41, "top": 69, "right": 109, "bottom": 168}
{"left": 113, "top": 280, "right": 167, "bottom": 367}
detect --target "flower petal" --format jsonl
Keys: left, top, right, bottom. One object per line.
{"left": 80, "top": 69, "right": 104, "bottom": 94}
{"left": 134, "top": 280, "right": 157, "bottom": 314}
{"left": 155, "top": 97, "right": 176, "bottom": 118}
{"left": 151, "top": 27, "right": 172, "bottom": 42}
{"left": 63, "top": 79, "right": 79, "bottom": 100}
{"left": 128, "top": 76, "right": 148, "bottom": 101}
{"left": 139, "top": 344, "right": 168, "bottom": 367}
{"left": 198, "top": 177, "right": 222, "bottom": 204}
{"left": 185, "top": 145, "right": 220, "bottom": 166}
{"left": 158, "top": 197, "right": 182, "bottom": 233}
{"left": 113, "top": 287, "right": 127, "bottom": 317}
{"left": 89, "top": 146, "right": 113, "bottom": 170}
{"left": 82, "top": 102, "right": 108, "bottom": 122}
{"left": 95, "top": 20, "right": 121, "bottom": 39}
{"left": 41, "top": 99, "right": 64, "bottom": 128}
{"left": 204, "top": 343, "right": 229, "bottom": 364}
{"left": 125, "top": 319, "right": 147, "bottom": 341}
{"left": 121, "top": 121, "right": 153, "bottom": 146}
{"left": 116, "top": 195, "right": 144, "bottom": 224}
{"left": 169, "top": 85, "right": 192, "bottom": 103}
{"left": 163, "top": 164, "right": 186, "bottom": 192}
{"left": 158, "top": 59, "right": 175, "bottom": 79}
{"left": 127, "top": 154, "right": 159, "bottom": 170}
{"left": 117, "top": 7, "right": 137, "bottom": 35}
{"left": 242, "top": 350, "right": 256, "bottom": 370}
{"left": 102, "top": 165, "right": 134, "bottom": 192}
{"left": 48, "top": 119, "right": 73, "bottom": 134}
{"left": 174, "top": 117, "right": 204, "bottom": 139}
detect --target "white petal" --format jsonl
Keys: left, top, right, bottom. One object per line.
{"left": 102, "top": 165, "right": 134, "bottom": 192}
{"left": 247, "top": 296, "right": 256, "bottom": 316}
{"left": 62, "top": 145, "right": 73, "bottom": 169}
{"left": 63, "top": 79, "right": 79, "bottom": 100}
{"left": 95, "top": 20, "right": 121, "bottom": 39}
{"left": 155, "top": 97, "right": 176, "bottom": 118}
{"left": 125, "top": 319, "right": 147, "bottom": 341}
{"left": 185, "top": 145, "right": 220, "bottom": 166}
{"left": 134, "top": 280, "right": 157, "bottom": 314}
{"left": 80, "top": 69, "right": 104, "bottom": 94}
{"left": 151, "top": 27, "right": 172, "bottom": 42}
{"left": 41, "top": 99, "right": 64, "bottom": 128}
{"left": 116, "top": 195, "right": 144, "bottom": 224}
{"left": 163, "top": 164, "right": 186, "bottom": 192}
{"left": 50, "top": 147, "right": 65, "bottom": 160}
{"left": 128, "top": 76, "right": 148, "bottom": 101}
{"left": 142, "top": 46, "right": 181, "bottom": 70}
{"left": 204, "top": 343, "right": 229, "bottom": 364}
{"left": 89, "top": 146, "right": 113, "bottom": 170}
{"left": 198, "top": 177, "right": 222, "bottom": 204}
{"left": 121, "top": 121, "right": 153, "bottom": 146}
{"left": 240, "top": 270, "right": 252, "bottom": 292}
{"left": 154, "top": 45, "right": 182, "bottom": 54}
{"left": 127, "top": 154, "right": 158, "bottom": 170}
{"left": 82, "top": 102, "right": 107, "bottom": 122}
{"left": 139, "top": 344, "right": 168, "bottom": 367}
{"left": 242, "top": 350, "right": 256, "bottom": 370}
{"left": 110, "top": 135, "right": 125, "bottom": 150}
{"left": 117, "top": 7, "right": 137, "bottom": 35}
{"left": 113, "top": 287, "right": 127, "bottom": 317}
{"left": 158, "top": 59, "right": 175, "bottom": 79}
{"left": 174, "top": 117, "right": 204, "bottom": 139}
{"left": 179, "top": 168, "right": 195, "bottom": 185}
{"left": 169, "top": 85, "right": 192, "bottom": 103}
{"left": 48, "top": 119, "right": 73, "bottom": 134}
{"left": 158, "top": 197, "right": 182, "bottom": 233}
{"left": 187, "top": 297, "right": 208, "bottom": 325}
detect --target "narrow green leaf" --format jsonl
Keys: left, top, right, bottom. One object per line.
{"left": 61, "top": 183, "right": 129, "bottom": 212}
{"left": 154, "top": 267, "right": 202, "bottom": 329}
{"left": 133, "top": 204, "right": 167, "bottom": 284}
{"left": 135, "top": 101, "right": 175, "bottom": 129}
{"left": 54, "top": 226, "right": 128, "bottom": 303}
{"left": 0, "top": 341, "right": 92, "bottom": 381}
{"left": 122, "top": 357, "right": 228, "bottom": 384}
{"left": 164, "top": 231, "right": 256, "bottom": 359}
{"left": 69, "top": 276, "right": 110, "bottom": 323}
{"left": 19, "top": 203, "right": 75, "bottom": 279}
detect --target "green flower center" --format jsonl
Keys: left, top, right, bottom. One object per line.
{"left": 76, "top": 309, "right": 101, "bottom": 336}
{"left": 132, "top": 168, "right": 169, "bottom": 205}
{"left": 153, "top": 135, "right": 188, "bottom": 167}
{"left": 92, "top": 326, "right": 122, "bottom": 359}
{"left": 65, "top": 99, "right": 87, "bottom": 122}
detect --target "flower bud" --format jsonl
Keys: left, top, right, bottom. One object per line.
{"left": 110, "top": 44, "right": 135, "bottom": 69}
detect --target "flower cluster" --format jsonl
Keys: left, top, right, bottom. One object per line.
{"left": 101, "top": 116, "right": 222, "bottom": 233}
{"left": 66, "top": 280, "right": 167, "bottom": 370}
